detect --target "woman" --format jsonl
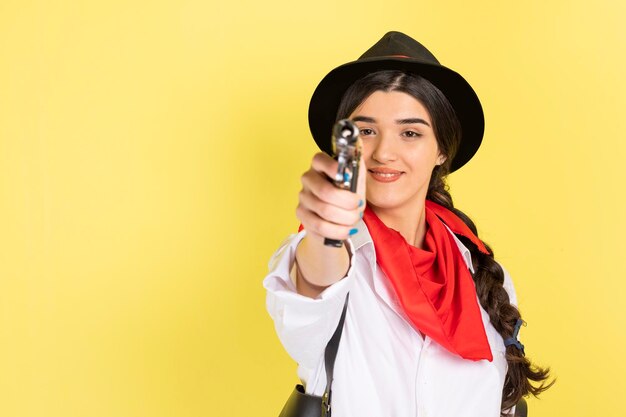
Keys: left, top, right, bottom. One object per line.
{"left": 264, "top": 31, "right": 552, "bottom": 417}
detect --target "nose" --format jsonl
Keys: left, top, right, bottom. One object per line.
{"left": 370, "top": 132, "right": 397, "bottom": 164}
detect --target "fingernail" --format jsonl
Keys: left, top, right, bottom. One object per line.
{"left": 358, "top": 199, "right": 364, "bottom": 207}
{"left": 359, "top": 211, "right": 363, "bottom": 218}
{"left": 349, "top": 228, "right": 358, "bottom": 236}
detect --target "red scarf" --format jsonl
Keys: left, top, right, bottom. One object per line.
{"left": 362, "top": 200, "right": 493, "bottom": 361}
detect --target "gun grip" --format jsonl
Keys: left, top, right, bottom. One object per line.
{"left": 323, "top": 238, "right": 344, "bottom": 248}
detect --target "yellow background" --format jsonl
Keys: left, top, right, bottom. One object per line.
{"left": 1, "top": 0, "right": 624, "bottom": 416}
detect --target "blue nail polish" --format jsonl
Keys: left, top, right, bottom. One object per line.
{"left": 349, "top": 228, "right": 358, "bottom": 236}
{"left": 358, "top": 199, "right": 364, "bottom": 207}
{"left": 360, "top": 211, "right": 364, "bottom": 218}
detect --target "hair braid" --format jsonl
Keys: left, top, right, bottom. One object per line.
{"left": 427, "top": 166, "right": 555, "bottom": 414}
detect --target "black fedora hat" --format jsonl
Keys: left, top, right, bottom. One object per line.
{"left": 308, "top": 31, "right": 485, "bottom": 173}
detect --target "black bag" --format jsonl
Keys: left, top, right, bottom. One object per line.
{"left": 278, "top": 294, "right": 350, "bottom": 417}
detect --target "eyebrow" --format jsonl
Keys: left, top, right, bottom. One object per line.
{"left": 352, "top": 115, "right": 431, "bottom": 127}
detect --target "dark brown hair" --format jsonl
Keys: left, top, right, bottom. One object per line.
{"left": 336, "top": 70, "right": 554, "bottom": 414}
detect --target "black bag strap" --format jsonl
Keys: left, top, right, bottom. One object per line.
{"left": 321, "top": 292, "right": 350, "bottom": 417}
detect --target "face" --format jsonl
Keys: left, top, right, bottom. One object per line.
{"left": 350, "top": 90, "right": 446, "bottom": 214}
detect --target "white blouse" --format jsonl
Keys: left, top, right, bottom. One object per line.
{"left": 263, "top": 218, "right": 518, "bottom": 417}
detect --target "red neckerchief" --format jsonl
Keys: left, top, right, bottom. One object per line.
{"left": 363, "top": 200, "right": 493, "bottom": 361}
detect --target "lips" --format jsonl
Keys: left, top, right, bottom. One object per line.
{"left": 368, "top": 167, "right": 404, "bottom": 183}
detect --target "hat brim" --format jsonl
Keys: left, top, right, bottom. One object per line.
{"left": 308, "top": 57, "right": 485, "bottom": 173}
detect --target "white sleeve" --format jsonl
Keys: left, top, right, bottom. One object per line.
{"left": 263, "top": 230, "right": 356, "bottom": 369}
{"left": 498, "top": 262, "right": 518, "bottom": 308}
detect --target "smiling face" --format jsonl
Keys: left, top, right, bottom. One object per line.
{"left": 350, "top": 90, "right": 446, "bottom": 215}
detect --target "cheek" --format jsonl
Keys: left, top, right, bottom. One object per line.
{"left": 404, "top": 150, "right": 436, "bottom": 172}
{"left": 361, "top": 141, "right": 374, "bottom": 160}
{"left": 413, "top": 142, "right": 442, "bottom": 166}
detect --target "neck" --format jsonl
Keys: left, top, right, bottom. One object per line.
{"left": 370, "top": 198, "right": 428, "bottom": 249}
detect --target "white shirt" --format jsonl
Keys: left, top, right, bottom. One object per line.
{"left": 263, "top": 218, "right": 518, "bottom": 417}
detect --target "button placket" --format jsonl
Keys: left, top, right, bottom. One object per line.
{"left": 414, "top": 337, "right": 432, "bottom": 416}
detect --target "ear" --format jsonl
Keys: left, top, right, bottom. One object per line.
{"left": 437, "top": 154, "right": 447, "bottom": 166}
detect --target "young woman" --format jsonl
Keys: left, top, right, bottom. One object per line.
{"left": 264, "top": 31, "right": 552, "bottom": 417}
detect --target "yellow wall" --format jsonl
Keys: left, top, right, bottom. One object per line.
{"left": 1, "top": 1, "right": 624, "bottom": 416}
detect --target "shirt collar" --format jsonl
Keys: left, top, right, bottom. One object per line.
{"left": 349, "top": 219, "right": 475, "bottom": 274}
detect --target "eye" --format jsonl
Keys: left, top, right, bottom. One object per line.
{"left": 359, "top": 128, "right": 375, "bottom": 136}
{"left": 402, "top": 131, "right": 422, "bottom": 138}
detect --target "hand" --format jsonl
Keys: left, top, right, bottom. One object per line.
{"left": 296, "top": 150, "right": 366, "bottom": 245}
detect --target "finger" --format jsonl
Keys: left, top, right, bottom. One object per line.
{"left": 295, "top": 205, "right": 353, "bottom": 241}
{"left": 299, "top": 189, "right": 361, "bottom": 226}
{"left": 301, "top": 169, "right": 361, "bottom": 210}
{"left": 310, "top": 152, "right": 340, "bottom": 180}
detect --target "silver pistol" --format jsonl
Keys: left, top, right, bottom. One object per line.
{"left": 324, "top": 119, "right": 361, "bottom": 248}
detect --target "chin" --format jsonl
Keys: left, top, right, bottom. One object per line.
{"left": 366, "top": 195, "right": 408, "bottom": 211}
{"left": 366, "top": 187, "right": 426, "bottom": 213}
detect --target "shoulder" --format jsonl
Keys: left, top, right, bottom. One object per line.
{"left": 444, "top": 226, "right": 519, "bottom": 307}
{"left": 443, "top": 223, "right": 519, "bottom": 307}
